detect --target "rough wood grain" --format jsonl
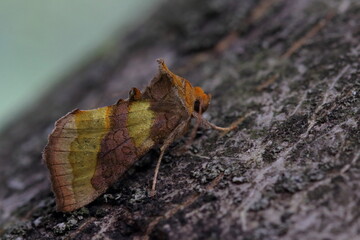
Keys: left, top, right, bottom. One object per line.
{"left": 0, "top": 0, "right": 359, "bottom": 239}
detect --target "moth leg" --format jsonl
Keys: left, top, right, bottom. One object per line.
{"left": 201, "top": 119, "right": 237, "bottom": 132}
{"left": 192, "top": 111, "right": 250, "bottom": 134}
{"left": 173, "top": 111, "right": 202, "bottom": 155}
{"left": 186, "top": 104, "right": 203, "bottom": 145}
{"left": 150, "top": 121, "right": 189, "bottom": 196}
{"left": 192, "top": 112, "right": 238, "bottom": 132}
{"left": 150, "top": 146, "right": 166, "bottom": 197}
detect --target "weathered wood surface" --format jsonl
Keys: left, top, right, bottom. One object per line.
{"left": 0, "top": 0, "right": 359, "bottom": 239}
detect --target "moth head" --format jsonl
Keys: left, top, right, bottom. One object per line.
{"left": 194, "top": 87, "right": 211, "bottom": 114}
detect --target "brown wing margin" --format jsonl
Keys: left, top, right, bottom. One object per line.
{"left": 43, "top": 108, "right": 87, "bottom": 212}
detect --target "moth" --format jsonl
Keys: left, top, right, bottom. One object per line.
{"left": 43, "top": 59, "right": 235, "bottom": 212}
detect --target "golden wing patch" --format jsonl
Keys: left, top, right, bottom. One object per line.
{"left": 127, "top": 101, "right": 155, "bottom": 150}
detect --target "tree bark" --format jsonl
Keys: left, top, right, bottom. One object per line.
{"left": 1, "top": 0, "right": 359, "bottom": 239}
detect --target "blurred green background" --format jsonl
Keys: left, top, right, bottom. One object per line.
{"left": 0, "top": 0, "right": 160, "bottom": 130}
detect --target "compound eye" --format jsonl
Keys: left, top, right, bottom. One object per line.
{"left": 194, "top": 100, "right": 201, "bottom": 113}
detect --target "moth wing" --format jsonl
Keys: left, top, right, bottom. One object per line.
{"left": 43, "top": 100, "right": 157, "bottom": 212}
{"left": 44, "top": 106, "right": 113, "bottom": 211}
{"left": 143, "top": 59, "right": 196, "bottom": 114}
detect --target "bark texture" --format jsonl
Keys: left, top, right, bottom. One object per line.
{"left": 0, "top": 0, "right": 359, "bottom": 239}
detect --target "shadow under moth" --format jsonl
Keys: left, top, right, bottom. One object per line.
{"left": 43, "top": 59, "right": 235, "bottom": 212}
